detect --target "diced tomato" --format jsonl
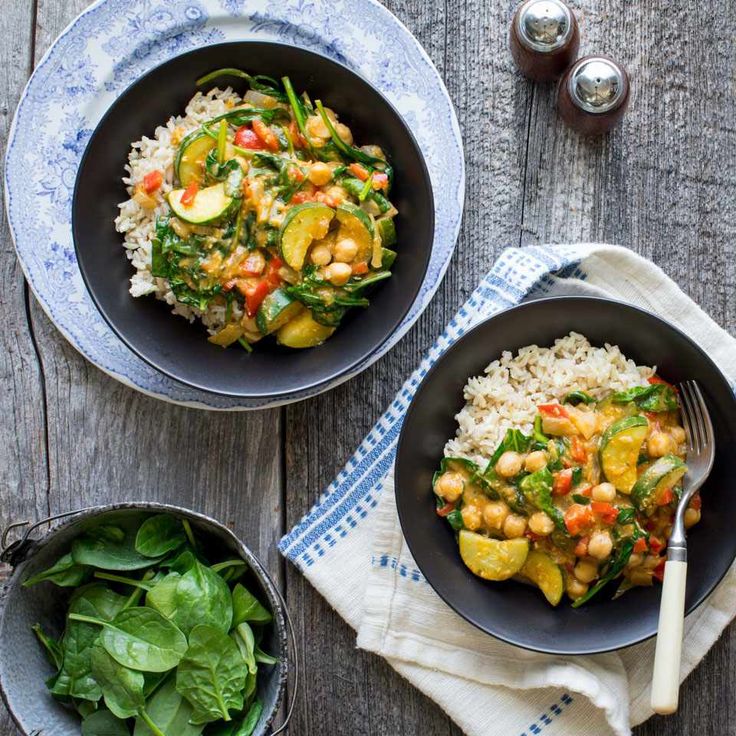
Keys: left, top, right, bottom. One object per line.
{"left": 234, "top": 126, "right": 266, "bottom": 150}
{"left": 291, "top": 191, "right": 317, "bottom": 204}
{"left": 241, "top": 279, "right": 271, "bottom": 317}
{"left": 348, "top": 162, "right": 370, "bottom": 181}
{"left": 288, "top": 120, "right": 307, "bottom": 149}
{"left": 351, "top": 262, "right": 369, "bottom": 275}
{"left": 436, "top": 502, "right": 455, "bottom": 518}
{"left": 372, "top": 172, "right": 389, "bottom": 190}
{"left": 574, "top": 536, "right": 589, "bottom": 557}
{"left": 591, "top": 501, "right": 619, "bottom": 525}
{"left": 314, "top": 190, "right": 341, "bottom": 207}
{"left": 142, "top": 169, "right": 163, "bottom": 194}
{"left": 553, "top": 468, "right": 573, "bottom": 496}
{"left": 265, "top": 257, "right": 283, "bottom": 287}
{"left": 252, "top": 119, "right": 280, "bottom": 152}
{"left": 577, "top": 485, "right": 593, "bottom": 497}
{"left": 657, "top": 488, "right": 675, "bottom": 506}
{"left": 648, "top": 375, "right": 678, "bottom": 392}
{"left": 289, "top": 166, "right": 305, "bottom": 182}
{"left": 180, "top": 181, "right": 199, "bottom": 207}
{"left": 649, "top": 536, "right": 665, "bottom": 555}
{"left": 538, "top": 403, "right": 568, "bottom": 418}
{"left": 653, "top": 557, "right": 666, "bottom": 582}
{"left": 240, "top": 254, "right": 265, "bottom": 276}
{"left": 570, "top": 436, "right": 587, "bottom": 463}
{"left": 633, "top": 537, "right": 648, "bottom": 554}
{"left": 222, "top": 278, "right": 239, "bottom": 293}
{"left": 690, "top": 493, "right": 701, "bottom": 511}
{"left": 564, "top": 504, "right": 594, "bottom": 536}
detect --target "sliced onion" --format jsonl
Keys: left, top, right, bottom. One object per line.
{"left": 244, "top": 89, "right": 278, "bottom": 109}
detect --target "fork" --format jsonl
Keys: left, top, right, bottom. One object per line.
{"left": 651, "top": 380, "right": 715, "bottom": 714}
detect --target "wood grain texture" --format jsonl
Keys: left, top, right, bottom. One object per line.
{"left": 1, "top": 0, "right": 735, "bottom": 734}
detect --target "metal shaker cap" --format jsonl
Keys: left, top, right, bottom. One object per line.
{"left": 568, "top": 56, "right": 626, "bottom": 114}
{"left": 516, "top": 0, "right": 574, "bottom": 53}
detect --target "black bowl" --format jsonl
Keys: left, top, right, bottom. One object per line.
{"left": 0, "top": 503, "right": 289, "bottom": 736}
{"left": 395, "top": 296, "right": 736, "bottom": 655}
{"left": 73, "top": 42, "right": 434, "bottom": 398}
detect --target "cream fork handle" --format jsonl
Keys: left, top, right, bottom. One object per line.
{"left": 650, "top": 560, "right": 688, "bottom": 714}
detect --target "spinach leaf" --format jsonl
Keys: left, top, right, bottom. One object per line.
{"left": 176, "top": 624, "right": 248, "bottom": 724}
{"left": 485, "top": 429, "right": 533, "bottom": 476}
{"left": 571, "top": 538, "right": 635, "bottom": 608}
{"left": 69, "top": 607, "right": 188, "bottom": 673}
{"left": 32, "top": 623, "right": 64, "bottom": 670}
{"left": 445, "top": 508, "right": 464, "bottom": 532}
{"left": 147, "top": 562, "right": 233, "bottom": 635}
{"left": 90, "top": 645, "right": 146, "bottom": 719}
{"left": 24, "top": 552, "right": 90, "bottom": 588}
{"left": 571, "top": 493, "right": 591, "bottom": 505}
{"left": 563, "top": 390, "right": 595, "bottom": 405}
{"left": 232, "top": 584, "right": 273, "bottom": 627}
{"left": 135, "top": 515, "right": 186, "bottom": 558}
{"left": 519, "top": 467, "right": 565, "bottom": 530}
{"left": 611, "top": 384, "right": 678, "bottom": 412}
{"left": 616, "top": 507, "right": 637, "bottom": 525}
{"left": 532, "top": 415, "right": 548, "bottom": 448}
{"left": 134, "top": 676, "right": 203, "bottom": 736}
{"left": 81, "top": 708, "right": 131, "bottom": 736}
{"left": 72, "top": 520, "right": 166, "bottom": 571}
{"left": 234, "top": 700, "right": 263, "bottom": 736}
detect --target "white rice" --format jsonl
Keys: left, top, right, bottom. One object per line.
{"left": 114, "top": 87, "right": 243, "bottom": 332}
{"left": 444, "top": 332, "right": 655, "bottom": 466}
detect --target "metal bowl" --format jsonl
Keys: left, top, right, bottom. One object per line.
{"left": 0, "top": 503, "right": 294, "bottom": 735}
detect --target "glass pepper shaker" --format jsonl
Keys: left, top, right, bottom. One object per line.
{"left": 509, "top": 0, "right": 580, "bottom": 81}
{"left": 557, "top": 55, "right": 631, "bottom": 135}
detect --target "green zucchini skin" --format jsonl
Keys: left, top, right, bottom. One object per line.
{"left": 631, "top": 455, "right": 687, "bottom": 512}
{"left": 175, "top": 130, "right": 216, "bottom": 186}
{"left": 256, "top": 289, "right": 302, "bottom": 334}
{"left": 599, "top": 415, "right": 649, "bottom": 492}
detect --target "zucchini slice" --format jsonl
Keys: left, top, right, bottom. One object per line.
{"left": 458, "top": 531, "right": 529, "bottom": 581}
{"left": 207, "top": 323, "right": 244, "bottom": 347}
{"left": 168, "top": 183, "right": 234, "bottom": 224}
{"left": 335, "top": 203, "right": 374, "bottom": 263}
{"left": 599, "top": 415, "right": 649, "bottom": 493}
{"left": 376, "top": 217, "right": 397, "bottom": 247}
{"left": 279, "top": 203, "right": 334, "bottom": 270}
{"left": 175, "top": 130, "right": 217, "bottom": 186}
{"left": 256, "top": 289, "right": 303, "bottom": 335}
{"left": 631, "top": 455, "right": 687, "bottom": 512}
{"left": 276, "top": 309, "right": 335, "bottom": 348}
{"left": 520, "top": 550, "right": 564, "bottom": 606}
{"left": 381, "top": 248, "right": 397, "bottom": 269}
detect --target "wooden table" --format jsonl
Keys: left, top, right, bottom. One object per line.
{"left": 1, "top": 1, "right": 734, "bottom": 734}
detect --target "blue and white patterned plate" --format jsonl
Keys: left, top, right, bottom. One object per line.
{"left": 5, "top": 0, "right": 464, "bottom": 410}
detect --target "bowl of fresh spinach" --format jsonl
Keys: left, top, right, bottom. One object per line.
{"left": 0, "top": 503, "right": 291, "bottom": 736}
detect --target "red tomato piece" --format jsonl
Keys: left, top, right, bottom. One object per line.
{"left": 552, "top": 468, "right": 573, "bottom": 496}
{"left": 690, "top": 493, "right": 702, "bottom": 511}
{"left": 657, "top": 488, "right": 675, "bottom": 506}
{"left": 372, "top": 172, "right": 389, "bottom": 190}
{"left": 653, "top": 557, "right": 666, "bottom": 582}
{"left": 348, "top": 162, "right": 370, "bottom": 181}
{"left": 633, "top": 537, "right": 648, "bottom": 554}
{"left": 180, "top": 181, "right": 199, "bottom": 207}
{"left": 538, "top": 403, "right": 568, "bottom": 418}
{"left": 291, "top": 191, "right": 316, "bottom": 204}
{"left": 649, "top": 536, "right": 665, "bottom": 555}
{"left": 574, "top": 536, "right": 589, "bottom": 557}
{"left": 570, "top": 436, "right": 587, "bottom": 463}
{"left": 265, "top": 257, "right": 283, "bottom": 287}
{"left": 234, "top": 126, "right": 266, "bottom": 150}
{"left": 564, "top": 504, "right": 594, "bottom": 536}
{"left": 351, "top": 262, "right": 369, "bottom": 275}
{"left": 242, "top": 279, "right": 271, "bottom": 317}
{"left": 591, "top": 501, "right": 619, "bottom": 525}
{"left": 142, "top": 169, "right": 163, "bottom": 194}
{"left": 436, "top": 502, "right": 455, "bottom": 518}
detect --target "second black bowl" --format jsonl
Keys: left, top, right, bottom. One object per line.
{"left": 73, "top": 41, "right": 434, "bottom": 399}
{"left": 395, "top": 296, "right": 736, "bottom": 655}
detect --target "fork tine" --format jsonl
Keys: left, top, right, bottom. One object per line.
{"left": 692, "top": 381, "right": 714, "bottom": 449}
{"left": 686, "top": 381, "right": 708, "bottom": 454}
{"left": 678, "top": 382, "right": 700, "bottom": 454}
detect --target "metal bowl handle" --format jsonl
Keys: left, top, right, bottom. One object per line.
{"left": 268, "top": 581, "right": 298, "bottom": 734}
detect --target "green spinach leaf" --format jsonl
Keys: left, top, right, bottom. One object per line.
{"left": 231, "top": 585, "right": 272, "bottom": 626}
{"left": 134, "top": 676, "right": 203, "bottom": 736}
{"left": 32, "top": 623, "right": 64, "bottom": 670}
{"left": 90, "top": 645, "right": 146, "bottom": 719}
{"left": 519, "top": 467, "right": 565, "bottom": 530}
{"left": 72, "top": 520, "right": 166, "bottom": 571}
{"left": 81, "top": 708, "right": 131, "bottom": 736}
{"left": 23, "top": 552, "right": 90, "bottom": 588}
{"left": 135, "top": 515, "right": 186, "bottom": 558}
{"left": 611, "top": 384, "right": 678, "bottom": 413}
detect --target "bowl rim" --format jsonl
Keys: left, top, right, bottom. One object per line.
{"left": 395, "top": 294, "right": 736, "bottom": 655}
{"left": 0, "top": 501, "right": 289, "bottom": 735}
{"left": 72, "top": 39, "right": 435, "bottom": 399}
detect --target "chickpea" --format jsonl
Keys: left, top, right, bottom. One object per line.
{"left": 648, "top": 430, "right": 675, "bottom": 458}
{"left": 574, "top": 559, "right": 598, "bottom": 584}
{"left": 627, "top": 553, "right": 644, "bottom": 568}
{"left": 310, "top": 244, "right": 332, "bottom": 266}
{"left": 684, "top": 507, "right": 701, "bottom": 528}
{"left": 324, "top": 262, "right": 352, "bottom": 286}
{"left": 305, "top": 114, "right": 331, "bottom": 140}
{"left": 308, "top": 162, "right": 333, "bottom": 186}
{"left": 483, "top": 501, "right": 509, "bottom": 530}
{"left": 335, "top": 122, "right": 353, "bottom": 145}
{"left": 591, "top": 482, "right": 616, "bottom": 503}
{"left": 333, "top": 237, "right": 359, "bottom": 263}
{"left": 528, "top": 511, "right": 554, "bottom": 536}
{"left": 495, "top": 451, "right": 523, "bottom": 478}
{"left": 435, "top": 472, "right": 464, "bottom": 502}
{"left": 503, "top": 514, "right": 527, "bottom": 539}
{"left": 566, "top": 576, "right": 589, "bottom": 600}
{"left": 524, "top": 450, "right": 548, "bottom": 473}
{"left": 588, "top": 531, "right": 613, "bottom": 560}
{"left": 461, "top": 505, "right": 482, "bottom": 531}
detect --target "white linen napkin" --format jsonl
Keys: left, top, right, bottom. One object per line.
{"left": 279, "top": 244, "right": 736, "bottom": 736}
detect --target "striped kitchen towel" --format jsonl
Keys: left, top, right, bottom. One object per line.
{"left": 279, "top": 244, "right": 736, "bottom": 736}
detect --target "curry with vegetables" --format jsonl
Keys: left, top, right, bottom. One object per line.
{"left": 433, "top": 379, "right": 700, "bottom": 606}
{"left": 137, "top": 69, "right": 398, "bottom": 350}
